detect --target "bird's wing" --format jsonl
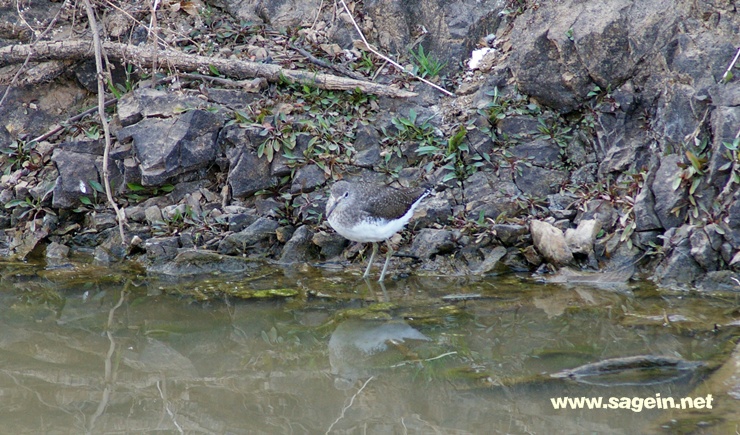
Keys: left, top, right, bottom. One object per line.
{"left": 361, "top": 186, "right": 429, "bottom": 221}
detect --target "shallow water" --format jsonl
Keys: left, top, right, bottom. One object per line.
{"left": 0, "top": 260, "right": 738, "bottom": 434}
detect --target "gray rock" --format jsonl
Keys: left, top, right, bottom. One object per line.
{"left": 92, "top": 229, "right": 127, "bottom": 265}
{"left": 464, "top": 171, "right": 521, "bottom": 220}
{"left": 530, "top": 220, "right": 573, "bottom": 266}
{"left": 162, "top": 204, "right": 188, "bottom": 220}
{"left": 514, "top": 165, "right": 568, "bottom": 198}
{"left": 227, "top": 213, "right": 259, "bottom": 233}
{"left": 218, "top": 217, "right": 279, "bottom": 255}
{"left": 707, "top": 105, "right": 739, "bottom": 189}
{"left": 85, "top": 212, "right": 118, "bottom": 232}
{"left": 577, "top": 199, "right": 618, "bottom": 233}
{"left": 279, "top": 225, "right": 316, "bottom": 264}
{"left": 116, "top": 88, "right": 205, "bottom": 127}
{"left": 271, "top": 133, "right": 311, "bottom": 177}
{"left": 144, "top": 236, "right": 180, "bottom": 263}
{"left": 147, "top": 249, "right": 259, "bottom": 277}
{"left": 509, "top": 0, "right": 679, "bottom": 112}
{"left": 510, "top": 139, "right": 561, "bottom": 167}
{"left": 125, "top": 206, "right": 146, "bottom": 223}
{"left": 51, "top": 148, "right": 100, "bottom": 209}
{"left": 218, "top": 124, "right": 276, "bottom": 197}
{"left": 290, "top": 164, "right": 326, "bottom": 193}
{"left": 469, "top": 245, "right": 507, "bottom": 275}
{"left": 496, "top": 115, "right": 540, "bottom": 139}
{"left": 634, "top": 230, "right": 661, "bottom": 248}
{"left": 570, "top": 163, "right": 598, "bottom": 185}
{"left": 275, "top": 226, "right": 296, "bottom": 243}
{"left": 726, "top": 198, "right": 740, "bottom": 249}
{"left": 720, "top": 242, "right": 736, "bottom": 265}
{"left": 409, "top": 229, "right": 457, "bottom": 260}
{"left": 633, "top": 162, "right": 663, "bottom": 232}
{"left": 651, "top": 154, "right": 687, "bottom": 230}
{"left": 45, "top": 241, "right": 70, "bottom": 268}
{"left": 565, "top": 219, "right": 602, "bottom": 255}
{"left": 353, "top": 123, "right": 382, "bottom": 168}
{"left": 690, "top": 226, "right": 721, "bottom": 271}
{"left": 696, "top": 271, "right": 740, "bottom": 292}
{"left": 312, "top": 231, "right": 348, "bottom": 258}
{"left": 654, "top": 225, "right": 703, "bottom": 286}
{"left": 254, "top": 196, "right": 284, "bottom": 218}
{"left": 119, "top": 109, "right": 222, "bottom": 186}
{"left": 413, "top": 194, "right": 451, "bottom": 228}
{"left": 493, "top": 224, "right": 528, "bottom": 246}
{"left": 45, "top": 241, "right": 69, "bottom": 258}
{"left": 144, "top": 205, "right": 163, "bottom": 225}
{"left": 548, "top": 193, "right": 578, "bottom": 220}
{"left": 654, "top": 245, "right": 704, "bottom": 287}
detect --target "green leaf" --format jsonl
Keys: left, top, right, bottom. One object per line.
{"left": 88, "top": 180, "right": 105, "bottom": 193}
{"left": 127, "top": 182, "right": 146, "bottom": 191}
{"left": 689, "top": 177, "right": 701, "bottom": 195}
{"left": 416, "top": 145, "right": 441, "bottom": 155}
{"left": 208, "top": 64, "right": 220, "bottom": 76}
{"left": 160, "top": 184, "right": 175, "bottom": 193}
{"left": 671, "top": 176, "right": 682, "bottom": 191}
{"left": 80, "top": 196, "right": 93, "bottom": 206}
{"left": 4, "top": 198, "right": 30, "bottom": 209}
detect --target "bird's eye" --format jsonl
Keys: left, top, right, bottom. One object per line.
{"left": 343, "top": 192, "right": 349, "bottom": 198}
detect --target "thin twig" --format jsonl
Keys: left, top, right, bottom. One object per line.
{"left": 290, "top": 44, "right": 365, "bottom": 80}
{"left": 325, "top": 376, "right": 374, "bottom": 434}
{"left": 311, "top": 0, "right": 325, "bottom": 29}
{"left": 82, "top": 0, "right": 127, "bottom": 246}
{"left": 29, "top": 98, "right": 117, "bottom": 144}
{"left": 337, "top": 0, "right": 454, "bottom": 97}
{"left": 389, "top": 351, "right": 458, "bottom": 368}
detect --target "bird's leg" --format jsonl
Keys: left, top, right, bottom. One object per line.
{"left": 379, "top": 239, "right": 393, "bottom": 282}
{"left": 363, "top": 242, "right": 378, "bottom": 278}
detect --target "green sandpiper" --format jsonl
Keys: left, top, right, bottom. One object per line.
{"left": 325, "top": 180, "right": 432, "bottom": 281}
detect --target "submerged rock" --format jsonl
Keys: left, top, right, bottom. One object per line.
{"left": 217, "top": 217, "right": 279, "bottom": 255}
{"left": 551, "top": 355, "right": 704, "bottom": 386}
{"left": 147, "top": 249, "right": 260, "bottom": 277}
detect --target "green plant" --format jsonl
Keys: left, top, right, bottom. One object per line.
{"left": 4, "top": 185, "right": 55, "bottom": 230}
{"left": 257, "top": 113, "right": 297, "bottom": 162}
{"left": 536, "top": 117, "right": 572, "bottom": 148}
{"left": 76, "top": 179, "right": 107, "bottom": 211}
{"left": 107, "top": 63, "right": 136, "bottom": 99}
{"left": 720, "top": 137, "right": 740, "bottom": 185}
{"left": 0, "top": 140, "right": 41, "bottom": 174}
{"left": 355, "top": 51, "right": 376, "bottom": 75}
{"left": 84, "top": 124, "right": 100, "bottom": 140}
{"left": 673, "top": 139, "right": 710, "bottom": 221}
{"left": 125, "top": 182, "right": 175, "bottom": 203}
{"left": 409, "top": 45, "right": 447, "bottom": 79}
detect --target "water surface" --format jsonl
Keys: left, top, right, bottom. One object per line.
{"left": 1, "top": 260, "right": 738, "bottom": 434}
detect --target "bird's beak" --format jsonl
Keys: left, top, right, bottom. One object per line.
{"left": 326, "top": 198, "right": 337, "bottom": 219}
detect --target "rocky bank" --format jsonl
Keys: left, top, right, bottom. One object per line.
{"left": 1, "top": 0, "right": 740, "bottom": 290}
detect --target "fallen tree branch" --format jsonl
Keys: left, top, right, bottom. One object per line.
{"left": 0, "top": 39, "right": 417, "bottom": 98}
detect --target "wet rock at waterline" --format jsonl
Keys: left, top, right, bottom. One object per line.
{"left": 530, "top": 220, "right": 573, "bottom": 267}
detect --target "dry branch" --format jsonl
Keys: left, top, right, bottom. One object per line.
{"left": 0, "top": 39, "right": 417, "bottom": 98}
{"left": 82, "top": 0, "right": 127, "bottom": 246}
